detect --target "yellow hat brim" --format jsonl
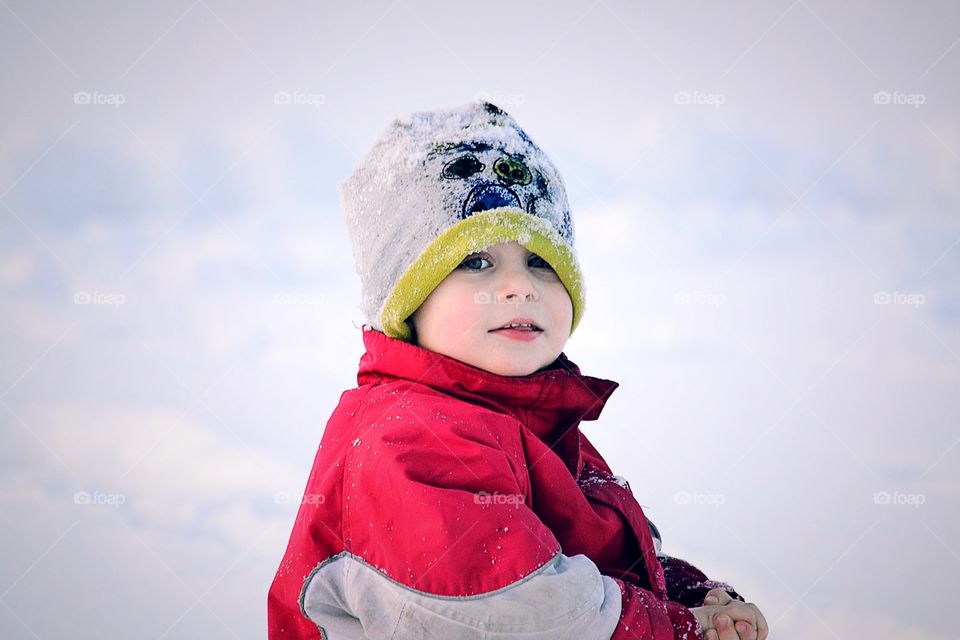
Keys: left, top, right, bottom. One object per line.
{"left": 379, "top": 207, "right": 585, "bottom": 342}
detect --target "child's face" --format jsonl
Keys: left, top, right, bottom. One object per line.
{"left": 408, "top": 241, "right": 573, "bottom": 376}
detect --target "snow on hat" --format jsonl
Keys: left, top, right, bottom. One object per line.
{"left": 339, "top": 99, "right": 585, "bottom": 342}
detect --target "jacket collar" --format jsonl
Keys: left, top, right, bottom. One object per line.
{"left": 356, "top": 326, "right": 619, "bottom": 475}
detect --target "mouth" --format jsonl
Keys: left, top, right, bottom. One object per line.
{"left": 489, "top": 320, "right": 543, "bottom": 333}
{"left": 463, "top": 183, "right": 522, "bottom": 217}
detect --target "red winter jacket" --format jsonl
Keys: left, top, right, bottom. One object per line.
{"left": 268, "top": 325, "right": 742, "bottom": 639}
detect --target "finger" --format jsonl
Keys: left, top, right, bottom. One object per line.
{"left": 738, "top": 604, "right": 765, "bottom": 638}
{"left": 735, "top": 620, "right": 757, "bottom": 640}
{"left": 755, "top": 610, "right": 769, "bottom": 640}
{"left": 705, "top": 630, "right": 718, "bottom": 640}
{"left": 714, "top": 614, "right": 740, "bottom": 640}
{"left": 703, "top": 589, "right": 733, "bottom": 606}
{"left": 722, "top": 603, "right": 759, "bottom": 627}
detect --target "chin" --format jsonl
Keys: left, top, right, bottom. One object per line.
{"left": 497, "top": 367, "right": 537, "bottom": 377}
{"left": 479, "top": 356, "right": 543, "bottom": 378}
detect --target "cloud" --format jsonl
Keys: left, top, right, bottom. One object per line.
{"left": 0, "top": 401, "right": 309, "bottom": 636}
{"left": 0, "top": 248, "right": 34, "bottom": 288}
{"left": 5, "top": 405, "right": 299, "bottom": 545}
{"left": 5, "top": 137, "right": 161, "bottom": 228}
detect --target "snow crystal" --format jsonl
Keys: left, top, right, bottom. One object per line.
{"left": 579, "top": 471, "right": 631, "bottom": 492}
{"left": 610, "top": 474, "right": 631, "bottom": 490}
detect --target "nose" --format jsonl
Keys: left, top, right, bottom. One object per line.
{"left": 495, "top": 263, "right": 539, "bottom": 305}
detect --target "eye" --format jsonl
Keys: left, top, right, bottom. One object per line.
{"left": 442, "top": 154, "right": 485, "bottom": 179}
{"left": 458, "top": 253, "right": 493, "bottom": 271}
{"left": 528, "top": 254, "right": 554, "bottom": 271}
{"left": 493, "top": 156, "right": 532, "bottom": 186}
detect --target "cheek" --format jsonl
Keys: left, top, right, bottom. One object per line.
{"left": 547, "top": 283, "right": 574, "bottom": 321}
{"left": 449, "top": 293, "right": 486, "bottom": 327}
{"left": 422, "top": 284, "right": 484, "bottom": 332}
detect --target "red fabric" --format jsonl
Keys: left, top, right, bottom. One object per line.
{"left": 661, "top": 555, "right": 744, "bottom": 608}
{"left": 268, "top": 326, "right": 737, "bottom": 638}
{"left": 610, "top": 579, "right": 702, "bottom": 640}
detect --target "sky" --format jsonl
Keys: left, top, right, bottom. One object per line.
{"left": 1, "top": 1, "right": 959, "bottom": 638}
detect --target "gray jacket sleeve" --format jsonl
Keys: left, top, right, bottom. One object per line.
{"left": 300, "top": 550, "right": 624, "bottom": 639}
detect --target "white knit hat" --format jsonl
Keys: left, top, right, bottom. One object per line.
{"left": 339, "top": 100, "right": 585, "bottom": 342}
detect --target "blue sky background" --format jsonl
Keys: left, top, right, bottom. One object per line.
{"left": 1, "top": 1, "right": 959, "bottom": 638}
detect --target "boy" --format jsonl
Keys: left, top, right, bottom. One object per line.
{"left": 268, "top": 100, "right": 768, "bottom": 640}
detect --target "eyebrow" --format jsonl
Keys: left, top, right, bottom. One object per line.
{"left": 427, "top": 140, "right": 496, "bottom": 157}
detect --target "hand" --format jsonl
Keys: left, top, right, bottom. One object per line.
{"left": 689, "top": 588, "right": 768, "bottom": 640}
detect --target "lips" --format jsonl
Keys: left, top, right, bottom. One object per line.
{"left": 463, "top": 183, "right": 522, "bottom": 217}
{"left": 490, "top": 317, "right": 543, "bottom": 332}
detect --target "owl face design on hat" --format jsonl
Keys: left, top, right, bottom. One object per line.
{"left": 425, "top": 142, "right": 575, "bottom": 247}
{"left": 420, "top": 102, "right": 575, "bottom": 247}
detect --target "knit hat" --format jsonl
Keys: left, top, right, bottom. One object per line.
{"left": 339, "top": 99, "right": 585, "bottom": 342}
